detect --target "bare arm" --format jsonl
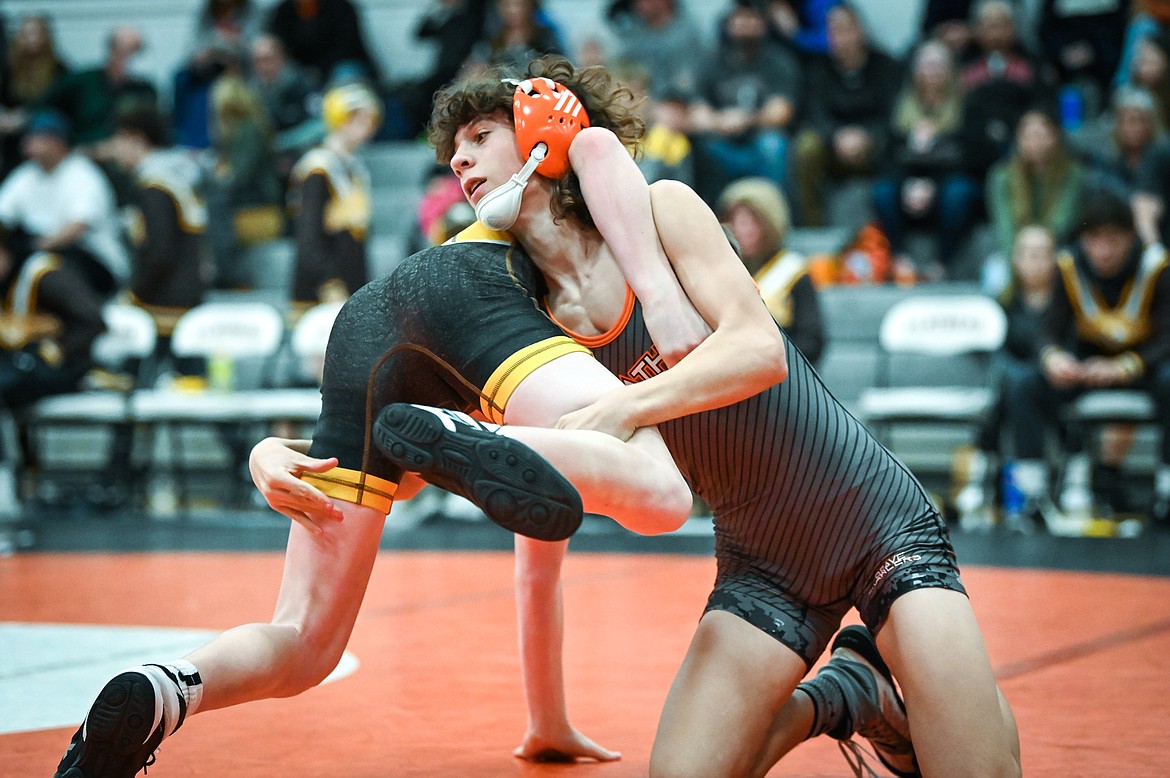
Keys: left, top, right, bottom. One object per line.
{"left": 569, "top": 127, "right": 710, "bottom": 367}
{"left": 558, "top": 180, "right": 787, "bottom": 434}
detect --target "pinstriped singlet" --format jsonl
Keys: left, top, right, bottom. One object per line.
{"left": 575, "top": 291, "right": 941, "bottom": 608}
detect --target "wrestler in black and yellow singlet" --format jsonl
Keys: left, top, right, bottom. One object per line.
{"left": 306, "top": 225, "right": 588, "bottom": 513}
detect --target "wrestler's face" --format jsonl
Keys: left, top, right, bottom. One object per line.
{"left": 449, "top": 112, "right": 525, "bottom": 208}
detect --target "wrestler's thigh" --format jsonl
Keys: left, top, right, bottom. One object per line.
{"left": 271, "top": 502, "right": 387, "bottom": 647}
{"left": 877, "top": 588, "right": 1019, "bottom": 778}
{"left": 650, "top": 610, "right": 807, "bottom": 778}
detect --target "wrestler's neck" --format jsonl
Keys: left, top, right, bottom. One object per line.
{"left": 512, "top": 201, "right": 626, "bottom": 331}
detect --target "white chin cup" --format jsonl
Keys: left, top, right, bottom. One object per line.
{"left": 473, "top": 143, "right": 547, "bottom": 231}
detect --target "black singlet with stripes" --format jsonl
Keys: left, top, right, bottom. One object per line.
{"left": 555, "top": 285, "right": 962, "bottom": 653}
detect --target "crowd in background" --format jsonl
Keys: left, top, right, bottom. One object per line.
{"left": 0, "top": 0, "right": 1165, "bottom": 534}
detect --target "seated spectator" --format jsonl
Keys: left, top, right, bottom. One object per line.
{"left": 0, "top": 111, "right": 126, "bottom": 499}
{"left": 957, "top": 0, "right": 1050, "bottom": 182}
{"left": 871, "top": 39, "right": 979, "bottom": 279}
{"left": 396, "top": 0, "right": 489, "bottom": 139}
{"left": 1037, "top": 0, "right": 1127, "bottom": 118}
{"left": 791, "top": 1, "right": 902, "bottom": 226}
{"left": 109, "top": 108, "right": 208, "bottom": 344}
{"left": 172, "top": 0, "right": 262, "bottom": 149}
{"left": 266, "top": 0, "right": 383, "bottom": 91}
{"left": 248, "top": 33, "right": 315, "bottom": 179}
{"left": 687, "top": 0, "right": 801, "bottom": 204}
{"left": 204, "top": 75, "right": 284, "bottom": 289}
{"left": 612, "top": 62, "right": 695, "bottom": 187}
{"left": 0, "top": 111, "right": 128, "bottom": 297}
{"left": 985, "top": 108, "right": 1085, "bottom": 257}
{"left": 604, "top": 0, "right": 705, "bottom": 100}
{"left": 5, "top": 14, "right": 66, "bottom": 107}
{"left": 35, "top": 26, "right": 157, "bottom": 153}
{"left": 920, "top": 0, "right": 978, "bottom": 59}
{"left": 1119, "top": 30, "right": 1170, "bottom": 130}
{"left": 413, "top": 164, "right": 471, "bottom": 251}
{"left": 1001, "top": 192, "right": 1170, "bottom": 528}
{"left": 0, "top": 14, "right": 69, "bottom": 176}
{"left": 1114, "top": 0, "right": 1170, "bottom": 93}
{"left": 717, "top": 177, "right": 825, "bottom": 365}
{"left": 287, "top": 81, "right": 379, "bottom": 317}
{"left": 1133, "top": 120, "right": 1170, "bottom": 248}
{"left": 956, "top": 223, "right": 1056, "bottom": 531}
{"left": 760, "top": 0, "right": 841, "bottom": 57}
{"left": 469, "top": 0, "right": 562, "bottom": 72}
{"left": 1072, "top": 86, "right": 1163, "bottom": 200}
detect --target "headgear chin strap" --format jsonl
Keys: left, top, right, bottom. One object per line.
{"left": 474, "top": 143, "right": 547, "bottom": 230}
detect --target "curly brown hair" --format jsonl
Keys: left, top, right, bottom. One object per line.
{"left": 429, "top": 56, "right": 645, "bottom": 228}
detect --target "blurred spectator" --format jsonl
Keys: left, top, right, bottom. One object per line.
{"left": 1001, "top": 192, "right": 1170, "bottom": 526}
{"left": 397, "top": 0, "right": 489, "bottom": 138}
{"left": 109, "top": 108, "right": 208, "bottom": 342}
{"left": 958, "top": 223, "right": 1056, "bottom": 530}
{"left": 791, "top": 2, "right": 901, "bottom": 226}
{"left": 473, "top": 0, "right": 562, "bottom": 71}
{"left": 985, "top": 108, "right": 1085, "bottom": 256}
{"left": 0, "top": 111, "right": 128, "bottom": 296}
{"left": 760, "top": 0, "right": 841, "bottom": 57}
{"left": 717, "top": 177, "right": 825, "bottom": 365}
{"left": 920, "top": 0, "right": 978, "bottom": 59}
{"left": 204, "top": 75, "right": 283, "bottom": 289}
{"left": 688, "top": 0, "right": 801, "bottom": 204}
{"left": 956, "top": 0, "right": 1049, "bottom": 182}
{"left": 1132, "top": 115, "right": 1170, "bottom": 247}
{"left": 249, "top": 33, "right": 315, "bottom": 178}
{"left": 0, "top": 14, "right": 68, "bottom": 176}
{"left": 959, "top": 0, "right": 1039, "bottom": 91}
{"left": 266, "top": 0, "right": 383, "bottom": 91}
{"left": 414, "top": 164, "right": 474, "bottom": 250}
{"left": 1119, "top": 30, "right": 1170, "bottom": 129}
{"left": 6, "top": 15, "right": 66, "bottom": 106}
{"left": 172, "top": 0, "right": 261, "bottom": 149}
{"left": 287, "top": 81, "right": 379, "bottom": 315}
{"left": 871, "top": 39, "right": 979, "bottom": 279}
{"left": 612, "top": 62, "right": 695, "bottom": 186}
{"left": 1072, "top": 86, "right": 1162, "bottom": 200}
{"left": 0, "top": 111, "right": 125, "bottom": 464}
{"left": 1037, "top": 0, "right": 1127, "bottom": 119}
{"left": 36, "top": 26, "right": 157, "bottom": 151}
{"left": 605, "top": 0, "right": 705, "bottom": 100}
{"left": 1114, "top": 0, "right": 1170, "bottom": 92}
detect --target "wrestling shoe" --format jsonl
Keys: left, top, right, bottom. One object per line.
{"left": 373, "top": 403, "right": 583, "bottom": 541}
{"left": 54, "top": 671, "right": 167, "bottom": 778}
{"left": 819, "top": 626, "right": 920, "bottom": 778}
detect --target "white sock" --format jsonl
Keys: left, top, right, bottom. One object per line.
{"left": 139, "top": 660, "right": 204, "bottom": 739}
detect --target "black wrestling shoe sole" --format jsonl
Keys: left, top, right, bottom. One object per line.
{"left": 55, "top": 672, "right": 162, "bottom": 778}
{"left": 373, "top": 404, "right": 583, "bottom": 541}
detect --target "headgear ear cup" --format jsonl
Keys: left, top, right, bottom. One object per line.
{"left": 512, "top": 77, "right": 591, "bottom": 179}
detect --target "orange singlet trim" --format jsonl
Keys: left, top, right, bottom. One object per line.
{"left": 544, "top": 284, "right": 635, "bottom": 348}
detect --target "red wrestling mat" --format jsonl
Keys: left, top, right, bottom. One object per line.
{"left": 3, "top": 551, "right": 1170, "bottom": 777}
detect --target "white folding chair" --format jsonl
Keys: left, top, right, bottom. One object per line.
{"left": 858, "top": 294, "right": 1007, "bottom": 457}
{"left": 131, "top": 301, "right": 286, "bottom": 513}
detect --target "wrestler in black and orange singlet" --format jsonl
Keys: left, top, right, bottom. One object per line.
{"left": 541, "top": 281, "right": 966, "bottom": 665}
{"left": 311, "top": 225, "right": 965, "bottom": 665}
